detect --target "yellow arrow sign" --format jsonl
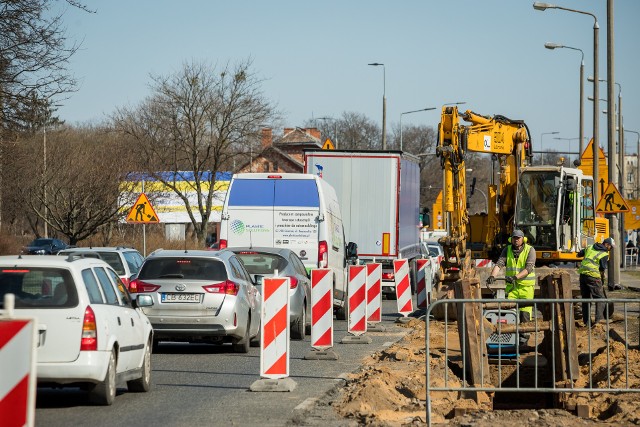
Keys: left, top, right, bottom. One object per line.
{"left": 595, "top": 182, "right": 630, "bottom": 214}
{"left": 126, "top": 193, "right": 160, "bottom": 223}
{"left": 322, "top": 138, "right": 335, "bottom": 150}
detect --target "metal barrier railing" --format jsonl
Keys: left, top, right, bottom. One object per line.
{"left": 625, "top": 247, "right": 638, "bottom": 267}
{"left": 425, "top": 297, "right": 640, "bottom": 426}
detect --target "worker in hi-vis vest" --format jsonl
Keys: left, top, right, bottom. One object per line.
{"left": 577, "top": 237, "right": 615, "bottom": 327}
{"left": 486, "top": 229, "right": 536, "bottom": 344}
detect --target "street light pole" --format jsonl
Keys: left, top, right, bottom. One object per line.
{"left": 544, "top": 42, "right": 585, "bottom": 158}
{"left": 540, "top": 131, "right": 560, "bottom": 164}
{"left": 368, "top": 63, "right": 386, "bottom": 150}
{"left": 400, "top": 107, "right": 436, "bottom": 151}
{"left": 533, "top": 2, "right": 600, "bottom": 205}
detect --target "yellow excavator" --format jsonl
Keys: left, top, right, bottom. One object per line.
{"left": 436, "top": 105, "right": 608, "bottom": 284}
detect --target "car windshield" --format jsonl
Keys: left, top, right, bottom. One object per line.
{"left": 236, "top": 253, "right": 287, "bottom": 275}
{"left": 138, "top": 258, "right": 227, "bottom": 280}
{"left": 0, "top": 267, "right": 78, "bottom": 308}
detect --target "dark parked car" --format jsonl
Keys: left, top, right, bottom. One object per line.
{"left": 22, "top": 238, "right": 70, "bottom": 255}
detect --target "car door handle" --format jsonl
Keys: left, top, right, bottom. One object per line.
{"left": 117, "top": 317, "right": 121, "bottom": 326}
{"left": 131, "top": 318, "right": 135, "bottom": 327}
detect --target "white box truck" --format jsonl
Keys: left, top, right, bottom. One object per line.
{"left": 218, "top": 173, "right": 351, "bottom": 319}
{"left": 304, "top": 150, "right": 422, "bottom": 297}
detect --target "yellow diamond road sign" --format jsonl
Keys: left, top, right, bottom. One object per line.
{"left": 595, "top": 182, "right": 630, "bottom": 214}
{"left": 126, "top": 193, "right": 160, "bottom": 223}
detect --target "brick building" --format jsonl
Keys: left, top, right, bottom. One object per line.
{"left": 236, "top": 127, "right": 323, "bottom": 173}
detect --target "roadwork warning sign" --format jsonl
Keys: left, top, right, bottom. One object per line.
{"left": 126, "top": 193, "right": 160, "bottom": 223}
{"left": 595, "top": 182, "right": 630, "bottom": 214}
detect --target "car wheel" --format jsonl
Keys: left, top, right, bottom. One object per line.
{"left": 127, "top": 339, "right": 151, "bottom": 392}
{"left": 291, "top": 303, "right": 305, "bottom": 340}
{"left": 89, "top": 350, "right": 116, "bottom": 405}
{"left": 232, "top": 317, "right": 250, "bottom": 353}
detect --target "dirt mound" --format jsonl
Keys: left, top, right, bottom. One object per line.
{"left": 332, "top": 316, "right": 640, "bottom": 426}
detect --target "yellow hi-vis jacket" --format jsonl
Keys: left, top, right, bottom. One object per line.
{"left": 506, "top": 244, "right": 535, "bottom": 287}
{"left": 578, "top": 245, "right": 608, "bottom": 278}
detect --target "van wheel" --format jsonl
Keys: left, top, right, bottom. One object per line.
{"left": 89, "top": 350, "right": 116, "bottom": 405}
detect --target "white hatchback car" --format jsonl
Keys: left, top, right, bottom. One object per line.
{"left": 0, "top": 254, "right": 154, "bottom": 405}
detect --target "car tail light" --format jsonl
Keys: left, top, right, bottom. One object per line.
{"left": 120, "top": 277, "right": 130, "bottom": 287}
{"left": 382, "top": 272, "right": 395, "bottom": 280}
{"left": 203, "top": 280, "right": 239, "bottom": 295}
{"left": 287, "top": 276, "right": 298, "bottom": 289}
{"left": 128, "top": 279, "right": 161, "bottom": 294}
{"left": 318, "top": 240, "right": 328, "bottom": 268}
{"left": 80, "top": 306, "right": 97, "bottom": 351}
{"left": 219, "top": 239, "right": 228, "bottom": 249}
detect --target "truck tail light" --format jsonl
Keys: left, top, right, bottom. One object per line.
{"left": 203, "top": 280, "right": 239, "bottom": 295}
{"left": 129, "top": 279, "right": 160, "bottom": 294}
{"left": 318, "top": 241, "right": 328, "bottom": 268}
{"left": 80, "top": 306, "right": 98, "bottom": 351}
{"left": 219, "top": 239, "right": 228, "bottom": 249}
{"left": 382, "top": 272, "right": 395, "bottom": 281}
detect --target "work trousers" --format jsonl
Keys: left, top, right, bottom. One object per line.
{"left": 579, "top": 274, "right": 605, "bottom": 325}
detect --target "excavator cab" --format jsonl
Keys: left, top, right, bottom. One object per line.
{"left": 514, "top": 166, "right": 600, "bottom": 265}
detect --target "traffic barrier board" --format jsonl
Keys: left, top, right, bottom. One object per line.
{"left": 366, "top": 263, "right": 382, "bottom": 323}
{"left": 260, "top": 277, "right": 290, "bottom": 379}
{"left": 310, "top": 269, "right": 333, "bottom": 350}
{"left": 394, "top": 259, "right": 413, "bottom": 316}
{"left": 0, "top": 317, "right": 37, "bottom": 427}
{"left": 416, "top": 259, "right": 432, "bottom": 309}
{"left": 347, "top": 265, "right": 367, "bottom": 336}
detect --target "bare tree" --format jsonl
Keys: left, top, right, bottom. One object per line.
{"left": 7, "top": 125, "right": 138, "bottom": 244}
{"left": 113, "top": 59, "right": 277, "bottom": 244}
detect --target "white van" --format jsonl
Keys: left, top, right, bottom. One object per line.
{"left": 219, "top": 173, "right": 349, "bottom": 319}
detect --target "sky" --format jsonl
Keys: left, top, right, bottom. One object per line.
{"left": 52, "top": 0, "right": 640, "bottom": 159}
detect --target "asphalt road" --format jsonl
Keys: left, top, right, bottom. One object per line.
{"left": 34, "top": 298, "right": 413, "bottom": 427}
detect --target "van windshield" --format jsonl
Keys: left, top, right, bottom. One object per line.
{"left": 228, "top": 179, "right": 319, "bottom": 207}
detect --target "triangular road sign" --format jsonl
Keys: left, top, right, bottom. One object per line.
{"left": 126, "top": 193, "right": 160, "bottom": 223}
{"left": 322, "top": 138, "right": 335, "bottom": 150}
{"left": 595, "top": 182, "right": 630, "bottom": 214}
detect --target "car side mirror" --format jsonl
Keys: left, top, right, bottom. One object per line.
{"left": 254, "top": 275, "right": 264, "bottom": 285}
{"left": 346, "top": 242, "right": 358, "bottom": 259}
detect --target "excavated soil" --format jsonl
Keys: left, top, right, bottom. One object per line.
{"left": 331, "top": 311, "right": 640, "bottom": 426}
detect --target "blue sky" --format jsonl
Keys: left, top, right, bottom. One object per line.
{"left": 54, "top": 0, "right": 639, "bottom": 158}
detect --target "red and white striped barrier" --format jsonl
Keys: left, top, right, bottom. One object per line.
{"left": 0, "top": 317, "right": 37, "bottom": 427}
{"left": 260, "top": 277, "right": 290, "bottom": 379}
{"left": 310, "top": 269, "right": 333, "bottom": 350}
{"left": 416, "top": 259, "right": 433, "bottom": 309}
{"left": 347, "top": 265, "right": 367, "bottom": 335}
{"left": 475, "top": 259, "right": 494, "bottom": 268}
{"left": 366, "top": 263, "right": 382, "bottom": 323}
{"left": 393, "top": 259, "right": 413, "bottom": 316}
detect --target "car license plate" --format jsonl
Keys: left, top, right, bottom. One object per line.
{"left": 161, "top": 293, "right": 201, "bottom": 303}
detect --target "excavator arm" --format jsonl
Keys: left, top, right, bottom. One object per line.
{"left": 436, "top": 106, "right": 532, "bottom": 280}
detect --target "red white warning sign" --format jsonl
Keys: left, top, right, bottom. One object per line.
{"left": 0, "top": 318, "right": 37, "bottom": 427}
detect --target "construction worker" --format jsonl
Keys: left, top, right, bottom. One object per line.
{"left": 577, "top": 237, "right": 615, "bottom": 327}
{"left": 486, "top": 229, "right": 536, "bottom": 344}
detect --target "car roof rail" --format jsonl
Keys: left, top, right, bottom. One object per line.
{"left": 147, "top": 248, "right": 163, "bottom": 257}
{"left": 64, "top": 251, "right": 103, "bottom": 262}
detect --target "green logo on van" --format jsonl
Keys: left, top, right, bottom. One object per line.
{"left": 230, "top": 219, "right": 245, "bottom": 234}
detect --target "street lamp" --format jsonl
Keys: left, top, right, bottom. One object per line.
{"left": 544, "top": 42, "right": 585, "bottom": 159}
{"left": 540, "top": 131, "right": 559, "bottom": 164}
{"left": 368, "top": 63, "right": 386, "bottom": 150}
{"left": 534, "top": 2, "right": 600, "bottom": 205}
{"left": 316, "top": 116, "right": 338, "bottom": 149}
{"left": 400, "top": 107, "right": 436, "bottom": 151}
{"left": 625, "top": 130, "right": 640, "bottom": 198}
